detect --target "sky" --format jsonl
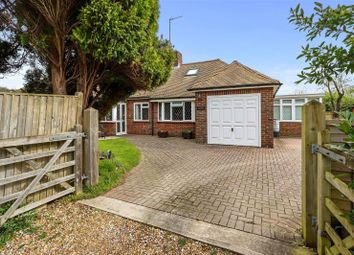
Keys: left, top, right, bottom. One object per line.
{"left": 0, "top": 0, "right": 350, "bottom": 95}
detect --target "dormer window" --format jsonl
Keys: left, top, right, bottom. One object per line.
{"left": 185, "top": 69, "right": 198, "bottom": 76}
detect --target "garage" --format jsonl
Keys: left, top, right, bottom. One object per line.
{"left": 207, "top": 94, "right": 261, "bottom": 147}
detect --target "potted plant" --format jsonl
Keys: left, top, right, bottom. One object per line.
{"left": 182, "top": 129, "right": 193, "bottom": 139}
{"left": 158, "top": 130, "right": 168, "bottom": 138}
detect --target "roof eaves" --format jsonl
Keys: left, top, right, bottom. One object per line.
{"left": 127, "top": 96, "right": 151, "bottom": 100}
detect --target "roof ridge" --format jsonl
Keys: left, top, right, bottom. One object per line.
{"left": 230, "top": 60, "right": 280, "bottom": 83}
{"left": 182, "top": 58, "right": 226, "bottom": 66}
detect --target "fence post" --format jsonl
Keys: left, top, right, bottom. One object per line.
{"left": 75, "top": 124, "right": 83, "bottom": 194}
{"left": 301, "top": 100, "right": 326, "bottom": 247}
{"left": 317, "top": 130, "right": 331, "bottom": 255}
{"left": 83, "top": 108, "right": 99, "bottom": 186}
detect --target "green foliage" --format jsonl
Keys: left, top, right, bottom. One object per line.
{"left": 344, "top": 209, "right": 354, "bottom": 225}
{"left": 22, "top": 67, "right": 52, "bottom": 94}
{"left": 323, "top": 87, "right": 354, "bottom": 111}
{"left": 178, "top": 237, "right": 187, "bottom": 247}
{"left": 0, "top": 203, "right": 37, "bottom": 247}
{"left": 72, "top": 0, "right": 175, "bottom": 91}
{"left": 2, "top": 0, "right": 174, "bottom": 110}
{"left": 289, "top": 3, "right": 354, "bottom": 85}
{"left": 73, "top": 0, "right": 153, "bottom": 63}
{"left": 69, "top": 138, "right": 140, "bottom": 201}
{"left": 336, "top": 111, "right": 354, "bottom": 150}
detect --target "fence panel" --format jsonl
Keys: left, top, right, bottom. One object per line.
{"left": 0, "top": 92, "right": 83, "bottom": 223}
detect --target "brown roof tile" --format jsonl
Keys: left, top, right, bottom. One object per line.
{"left": 130, "top": 59, "right": 227, "bottom": 99}
{"left": 129, "top": 59, "right": 281, "bottom": 99}
{"left": 189, "top": 60, "right": 281, "bottom": 90}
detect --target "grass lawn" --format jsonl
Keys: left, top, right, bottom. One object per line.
{"left": 70, "top": 137, "right": 140, "bottom": 201}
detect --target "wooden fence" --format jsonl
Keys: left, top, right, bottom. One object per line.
{"left": 302, "top": 100, "right": 354, "bottom": 254}
{"left": 0, "top": 92, "right": 98, "bottom": 225}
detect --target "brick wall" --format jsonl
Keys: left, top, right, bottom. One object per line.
{"left": 99, "top": 122, "right": 116, "bottom": 136}
{"left": 126, "top": 100, "right": 196, "bottom": 137}
{"left": 279, "top": 122, "right": 301, "bottom": 137}
{"left": 195, "top": 87, "right": 274, "bottom": 148}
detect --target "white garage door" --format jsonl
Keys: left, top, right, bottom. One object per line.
{"left": 207, "top": 94, "right": 261, "bottom": 147}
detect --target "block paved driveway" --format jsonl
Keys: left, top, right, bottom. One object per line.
{"left": 105, "top": 135, "right": 302, "bottom": 243}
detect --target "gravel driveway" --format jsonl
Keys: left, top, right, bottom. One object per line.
{"left": 0, "top": 201, "right": 234, "bottom": 255}
{"left": 106, "top": 135, "right": 302, "bottom": 243}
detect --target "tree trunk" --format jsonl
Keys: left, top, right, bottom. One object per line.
{"left": 335, "top": 93, "right": 344, "bottom": 112}
{"left": 51, "top": 65, "right": 67, "bottom": 95}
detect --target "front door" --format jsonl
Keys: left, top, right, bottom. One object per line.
{"left": 116, "top": 103, "right": 127, "bottom": 135}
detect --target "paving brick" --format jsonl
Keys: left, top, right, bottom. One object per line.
{"left": 105, "top": 135, "right": 302, "bottom": 243}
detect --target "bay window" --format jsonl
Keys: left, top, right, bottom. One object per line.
{"left": 158, "top": 101, "right": 194, "bottom": 121}
{"left": 134, "top": 102, "right": 149, "bottom": 121}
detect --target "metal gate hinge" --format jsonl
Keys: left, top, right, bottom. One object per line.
{"left": 311, "top": 144, "right": 346, "bottom": 164}
{"left": 81, "top": 175, "right": 88, "bottom": 180}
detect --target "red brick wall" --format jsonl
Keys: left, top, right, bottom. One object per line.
{"left": 99, "top": 122, "right": 116, "bottom": 136}
{"left": 126, "top": 100, "right": 196, "bottom": 137}
{"left": 195, "top": 88, "right": 274, "bottom": 148}
{"left": 279, "top": 122, "right": 301, "bottom": 137}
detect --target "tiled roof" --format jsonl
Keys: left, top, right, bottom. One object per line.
{"left": 130, "top": 59, "right": 227, "bottom": 99}
{"left": 189, "top": 61, "right": 281, "bottom": 90}
{"left": 130, "top": 59, "right": 281, "bottom": 99}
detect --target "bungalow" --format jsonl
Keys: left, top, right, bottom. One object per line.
{"left": 100, "top": 52, "right": 282, "bottom": 148}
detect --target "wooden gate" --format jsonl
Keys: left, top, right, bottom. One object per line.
{"left": 302, "top": 100, "right": 354, "bottom": 254}
{"left": 0, "top": 92, "right": 84, "bottom": 226}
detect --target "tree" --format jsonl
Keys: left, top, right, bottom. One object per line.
{"left": 289, "top": 3, "right": 354, "bottom": 111}
{"left": 0, "top": 0, "right": 175, "bottom": 109}
{"left": 323, "top": 83, "right": 354, "bottom": 112}
{"left": 22, "top": 67, "right": 51, "bottom": 94}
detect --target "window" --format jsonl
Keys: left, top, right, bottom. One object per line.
{"left": 158, "top": 101, "right": 195, "bottom": 121}
{"left": 274, "top": 106, "right": 280, "bottom": 120}
{"left": 102, "top": 111, "right": 112, "bottom": 121}
{"left": 282, "top": 105, "right": 292, "bottom": 120}
{"left": 171, "top": 102, "right": 183, "bottom": 120}
{"left": 186, "top": 69, "right": 198, "bottom": 76}
{"left": 134, "top": 102, "right": 149, "bottom": 121}
{"left": 295, "top": 106, "right": 302, "bottom": 120}
{"left": 274, "top": 96, "right": 320, "bottom": 121}
{"left": 282, "top": 99, "right": 292, "bottom": 120}
{"left": 274, "top": 99, "right": 280, "bottom": 120}
{"left": 295, "top": 99, "right": 304, "bottom": 120}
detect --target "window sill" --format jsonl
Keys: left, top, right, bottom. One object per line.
{"left": 133, "top": 120, "right": 150, "bottom": 122}
{"left": 157, "top": 121, "right": 195, "bottom": 123}
{"left": 277, "top": 120, "right": 302, "bottom": 123}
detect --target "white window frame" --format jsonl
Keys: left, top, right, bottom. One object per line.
{"left": 158, "top": 101, "right": 195, "bottom": 122}
{"left": 274, "top": 99, "right": 280, "bottom": 121}
{"left": 133, "top": 102, "right": 149, "bottom": 121}
{"left": 274, "top": 96, "right": 323, "bottom": 122}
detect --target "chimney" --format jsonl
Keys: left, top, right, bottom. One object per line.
{"left": 174, "top": 51, "right": 182, "bottom": 67}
